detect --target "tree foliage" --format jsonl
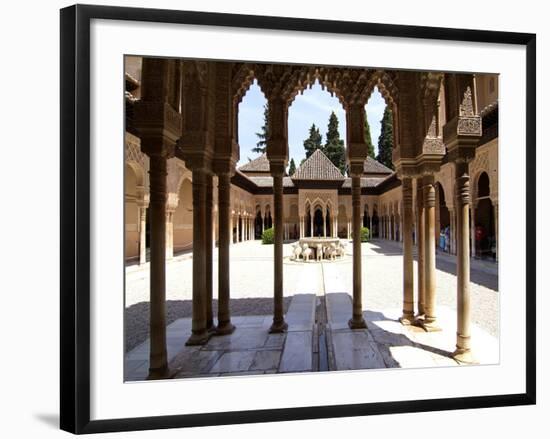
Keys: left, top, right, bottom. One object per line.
{"left": 288, "top": 158, "right": 296, "bottom": 176}
{"left": 303, "top": 123, "right": 323, "bottom": 158}
{"left": 376, "top": 107, "right": 394, "bottom": 170}
{"left": 253, "top": 104, "right": 269, "bottom": 154}
{"left": 364, "top": 116, "right": 376, "bottom": 159}
{"left": 324, "top": 112, "right": 346, "bottom": 174}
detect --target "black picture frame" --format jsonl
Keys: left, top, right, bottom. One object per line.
{"left": 60, "top": 4, "right": 536, "bottom": 434}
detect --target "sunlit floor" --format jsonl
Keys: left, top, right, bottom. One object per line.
{"left": 125, "top": 239, "right": 499, "bottom": 380}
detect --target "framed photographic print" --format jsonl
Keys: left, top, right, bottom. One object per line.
{"left": 60, "top": 4, "right": 536, "bottom": 434}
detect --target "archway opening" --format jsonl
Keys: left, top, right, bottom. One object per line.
{"left": 475, "top": 172, "right": 495, "bottom": 259}
{"left": 313, "top": 208, "right": 324, "bottom": 237}
{"left": 288, "top": 79, "right": 347, "bottom": 174}
{"left": 436, "top": 183, "right": 450, "bottom": 252}
{"left": 372, "top": 208, "right": 379, "bottom": 238}
{"left": 173, "top": 178, "right": 193, "bottom": 254}
{"left": 255, "top": 209, "right": 263, "bottom": 239}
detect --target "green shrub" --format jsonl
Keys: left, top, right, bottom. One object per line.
{"left": 262, "top": 227, "right": 274, "bottom": 244}
{"left": 360, "top": 227, "right": 370, "bottom": 242}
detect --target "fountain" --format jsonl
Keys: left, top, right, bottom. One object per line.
{"left": 291, "top": 237, "right": 347, "bottom": 262}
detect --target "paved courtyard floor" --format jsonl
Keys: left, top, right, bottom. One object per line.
{"left": 125, "top": 239, "right": 499, "bottom": 379}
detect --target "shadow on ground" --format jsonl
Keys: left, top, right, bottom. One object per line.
{"left": 125, "top": 297, "right": 292, "bottom": 352}
{"left": 368, "top": 239, "right": 498, "bottom": 291}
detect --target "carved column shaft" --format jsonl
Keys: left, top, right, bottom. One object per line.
{"left": 270, "top": 173, "right": 288, "bottom": 332}
{"left": 349, "top": 176, "right": 367, "bottom": 329}
{"left": 186, "top": 169, "right": 209, "bottom": 345}
{"left": 453, "top": 163, "right": 473, "bottom": 362}
{"left": 400, "top": 178, "right": 415, "bottom": 324}
{"left": 216, "top": 173, "right": 235, "bottom": 334}
{"left": 205, "top": 174, "right": 214, "bottom": 331}
{"left": 147, "top": 155, "right": 168, "bottom": 378}
{"left": 416, "top": 181, "right": 425, "bottom": 316}
{"left": 422, "top": 175, "right": 440, "bottom": 331}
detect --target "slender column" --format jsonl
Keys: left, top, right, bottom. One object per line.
{"left": 147, "top": 155, "right": 168, "bottom": 378}
{"left": 216, "top": 173, "right": 235, "bottom": 335}
{"left": 453, "top": 164, "right": 474, "bottom": 362}
{"left": 165, "top": 210, "right": 174, "bottom": 259}
{"left": 400, "top": 178, "right": 414, "bottom": 324}
{"left": 205, "top": 174, "right": 214, "bottom": 332}
{"left": 138, "top": 204, "right": 147, "bottom": 265}
{"left": 310, "top": 211, "right": 314, "bottom": 237}
{"left": 335, "top": 216, "right": 338, "bottom": 238}
{"left": 186, "top": 169, "right": 209, "bottom": 345}
{"left": 323, "top": 211, "right": 327, "bottom": 237}
{"left": 471, "top": 205, "right": 476, "bottom": 257}
{"left": 421, "top": 175, "right": 440, "bottom": 331}
{"left": 270, "top": 172, "right": 288, "bottom": 332}
{"left": 416, "top": 181, "right": 425, "bottom": 317}
{"left": 349, "top": 176, "right": 367, "bottom": 329}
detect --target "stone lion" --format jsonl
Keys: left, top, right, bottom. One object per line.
{"left": 291, "top": 243, "right": 302, "bottom": 261}
{"left": 302, "top": 243, "right": 312, "bottom": 262}
{"left": 316, "top": 243, "right": 323, "bottom": 261}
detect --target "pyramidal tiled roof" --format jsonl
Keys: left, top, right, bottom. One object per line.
{"left": 238, "top": 153, "right": 270, "bottom": 172}
{"left": 363, "top": 156, "right": 393, "bottom": 174}
{"left": 292, "top": 149, "right": 345, "bottom": 180}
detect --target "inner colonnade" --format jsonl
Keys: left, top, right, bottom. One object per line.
{"left": 125, "top": 56, "right": 498, "bottom": 378}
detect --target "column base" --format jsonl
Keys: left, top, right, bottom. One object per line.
{"left": 399, "top": 313, "right": 415, "bottom": 326}
{"left": 215, "top": 321, "right": 236, "bottom": 336}
{"left": 348, "top": 317, "right": 367, "bottom": 330}
{"left": 418, "top": 318, "right": 442, "bottom": 332}
{"left": 206, "top": 321, "right": 216, "bottom": 333}
{"left": 269, "top": 319, "right": 288, "bottom": 333}
{"left": 452, "top": 348, "right": 476, "bottom": 364}
{"left": 147, "top": 365, "right": 170, "bottom": 380}
{"left": 185, "top": 330, "right": 210, "bottom": 346}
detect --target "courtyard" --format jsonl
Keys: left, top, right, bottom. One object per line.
{"left": 125, "top": 239, "right": 498, "bottom": 380}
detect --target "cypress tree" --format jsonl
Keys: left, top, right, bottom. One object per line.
{"left": 253, "top": 104, "right": 269, "bottom": 153}
{"left": 376, "top": 107, "right": 394, "bottom": 170}
{"left": 303, "top": 123, "right": 323, "bottom": 158}
{"left": 324, "top": 111, "right": 346, "bottom": 174}
{"left": 364, "top": 116, "right": 376, "bottom": 159}
{"left": 288, "top": 158, "right": 296, "bottom": 176}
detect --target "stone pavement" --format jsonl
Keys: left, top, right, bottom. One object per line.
{"left": 125, "top": 293, "right": 498, "bottom": 380}
{"left": 125, "top": 294, "right": 317, "bottom": 381}
{"left": 124, "top": 239, "right": 499, "bottom": 380}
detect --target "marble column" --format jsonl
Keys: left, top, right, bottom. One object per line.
{"left": 165, "top": 210, "right": 174, "bottom": 259}
{"left": 270, "top": 172, "right": 288, "bottom": 333}
{"left": 349, "top": 175, "right": 367, "bottom": 329}
{"left": 453, "top": 164, "right": 474, "bottom": 362}
{"left": 323, "top": 211, "right": 327, "bottom": 237}
{"left": 400, "top": 178, "right": 414, "bottom": 325}
{"left": 310, "top": 211, "right": 314, "bottom": 237}
{"left": 147, "top": 155, "right": 168, "bottom": 378}
{"left": 205, "top": 174, "right": 214, "bottom": 332}
{"left": 216, "top": 173, "right": 235, "bottom": 335}
{"left": 421, "top": 175, "right": 440, "bottom": 331}
{"left": 471, "top": 205, "right": 476, "bottom": 257}
{"left": 186, "top": 169, "right": 209, "bottom": 345}
{"left": 416, "top": 181, "right": 425, "bottom": 317}
{"left": 138, "top": 204, "right": 147, "bottom": 265}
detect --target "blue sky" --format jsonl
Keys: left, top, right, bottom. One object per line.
{"left": 237, "top": 80, "right": 386, "bottom": 167}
